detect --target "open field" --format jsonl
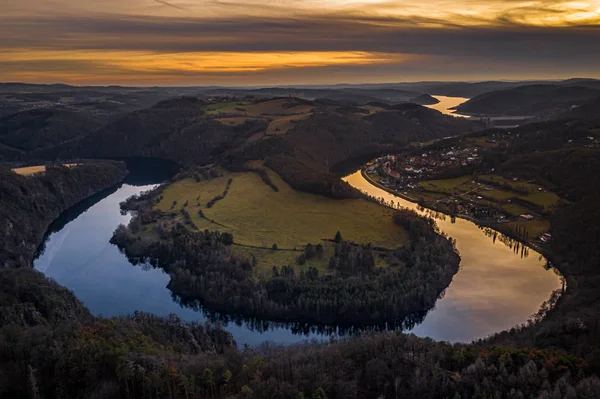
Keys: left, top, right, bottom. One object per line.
{"left": 520, "top": 192, "right": 562, "bottom": 211}
{"left": 244, "top": 99, "right": 313, "bottom": 116}
{"left": 501, "top": 203, "right": 531, "bottom": 216}
{"left": 266, "top": 113, "right": 311, "bottom": 135}
{"left": 417, "top": 174, "right": 562, "bottom": 213}
{"left": 210, "top": 99, "right": 314, "bottom": 136}
{"left": 504, "top": 219, "right": 551, "bottom": 240}
{"left": 479, "top": 189, "right": 516, "bottom": 202}
{"left": 360, "top": 105, "right": 387, "bottom": 114}
{"left": 419, "top": 176, "right": 478, "bottom": 195}
{"left": 205, "top": 101, "right": 250, "bottom": 115}
{"left": 478, "top": 175, "right": 543, "bottom": 194}
{"left": 11, "top": 164, "right": 79, "bottom": 176}
{"left": 156, "top": 168, "right": 408, "bottom": 250}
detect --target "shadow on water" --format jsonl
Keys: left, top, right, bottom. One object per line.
{"left": 172, "top": 294, "right": 430, "bottom": 338}
{"left": 122, "top": 253, "right": 433, "bottom": 339}
{"left": 34, "top": 157, "right": 180, "bottom": 262}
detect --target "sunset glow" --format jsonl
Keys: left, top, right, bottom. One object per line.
{"left": 2, "top": 0, "right": 599, "bottom": 84}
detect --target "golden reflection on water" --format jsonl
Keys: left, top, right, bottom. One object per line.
{"left": 426, "top": 95, "right": 470, "bottom": 118}
{"left": 343, "top": 171, "right": 562, "bottom": 342}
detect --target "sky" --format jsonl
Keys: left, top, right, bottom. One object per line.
{"left": 1, "top": 0, "right": 599, "bottom": 85}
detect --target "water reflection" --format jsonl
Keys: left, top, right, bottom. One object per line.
{"left": 342, "top": 171, "right": 562, "bottom": 342}
{"left": 33, "top": 165, "right": 562, "bottom": 346}
{"left": 425, "top": 95, "right": 471, "bottom": 118}
{"left": 172, "top": 294, "right": 429, "bottom": 338}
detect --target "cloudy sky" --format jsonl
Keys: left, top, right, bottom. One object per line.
{"left": 1, "top": 0, "right": 599, "bottom": 85}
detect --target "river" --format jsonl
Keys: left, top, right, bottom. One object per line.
{"left": 426, "top": 95, "right": 471, "bottom": 118}
{"left": 33, "top": 165, "right": 562, "bottom": 346}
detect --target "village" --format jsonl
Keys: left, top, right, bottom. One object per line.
{"left": 364, "top": 131, "right": 560, "bottom": 243}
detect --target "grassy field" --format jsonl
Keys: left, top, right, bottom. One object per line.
{"left": 11, "top": 164, "right": 79, "bottom": 176}
{"left": 208, "top": 99, "right": 313, "bottom": 137}
{"left": 205, "top": 102, "right": 250, "bottom": 115}
{"left": 520, "top": 192, "right": 561, "bottom": 211}
{"left": 501, "top": 203, "right": 531, "bottom": 216}
{"left": 504, "top": 219, "right": 551, "bottom": 240}
{"left": 479, "top": 189, "right": 517, "bottom": 202}
{"left": 419, "top": 177, "right": 478, "bottom": 195}
{"left": 244, "top": 99, "right": 313, "bottom": 117}
{"left": 477, "top": 175, "right": 562, "bottom": 211}
{"left": 156, "top": 168, "right": 408, "bottom": 250}
{"left": 360, "top": 105, "right": 387, "bottom": 114}
{"left": 418, "top": 174, "right": 562, "bottom": 212}
{"left": 266, "top": 114, "right": 311, "bottom": 135}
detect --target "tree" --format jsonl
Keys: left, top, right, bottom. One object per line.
{"left": 312, "top": 387, "right": 327, "bottom": 399}
{"left": 334, "top": 231, "right": 343, "bottom": 243}
{"left": 220, "top": 232, "right": 234, "bottom": 245}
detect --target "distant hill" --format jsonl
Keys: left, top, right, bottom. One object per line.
{"left": 558, "top": 97, "right": 600, "bottom": 120}
{"left": 37, "top": 94, "right": 476, "bottom": 197}
{"left": 455, "top": 84, "right": 600, "bottom": 116}
{"left": 225, "top": 101, "right": 475, "bottom": 197}
{"left": 0, "top": 109, "right": 101, "bottom": 156}
{"left": 282, "top": 79, "right": 600, "bottom": 98}
{"left": 200, "top": 87, "right": 433, "bottom": 105}
{"left": 43, "top": 97, "right": 268, "bottom": 166}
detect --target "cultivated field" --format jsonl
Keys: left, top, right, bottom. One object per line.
{"left": 208, "top": 98, "right": 314, "bottom": 136}
{"left": 11, "top": 164, "right": 79, "bottom": 176}
{"left": 156, "top": 168, "right": 408, "bottom": 250}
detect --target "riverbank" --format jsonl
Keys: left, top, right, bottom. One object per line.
{"left": 360, "top": 167, "right": 556, "bottom": 265}
{"left": 1, "top": 161, "right": 128, "bottom": 268}
{"left": 110, "top": 165, "right": 461, "bottom": 328}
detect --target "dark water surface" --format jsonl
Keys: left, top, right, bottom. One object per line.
{"left": 34, "top": 163, "right": 561, "bottom": 346}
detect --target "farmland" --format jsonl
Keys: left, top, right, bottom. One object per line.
{"left": 155, "top": 167, "right": 408, "bottom": 251}
{"left": 11, "top": 163, "right": 80, "bottom": 175}
{"left": 206, "top": 98, "right": 315, "bottom": 135}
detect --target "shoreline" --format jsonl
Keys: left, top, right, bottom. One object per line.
{"left": 359, "top": 167, "right": 561, "bottom": 274}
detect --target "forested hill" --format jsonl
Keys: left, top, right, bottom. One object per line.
{"left": 0, "top": 109, "right": 102, "bottom": 160}
{"left": 0, "top": 162, "right": 127, "bottom": 268}
{"left": 455, "top": 84, "right": 600, "bottom": 117}
{"left": 33, "top": 96, "right": 474, "bottom": 198}
{"left": 37, "top": 97, "right": 251, "bottom": 165}
{"left": 223, "top": 102, "right": 474, "bottom": 197}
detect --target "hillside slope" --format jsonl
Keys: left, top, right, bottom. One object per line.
{"left": 0, "top": 109, "right": 101, "bottom": 157}
{"left": 0, "top": 161, "right": 127, "bottom": 268}
{"left": 229, "top": 103, "right": 474, "bottom": 197}
{"left": 456, "top": 85, "right": 600, "bottom": 116}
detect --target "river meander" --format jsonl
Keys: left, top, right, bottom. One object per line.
{"left": 33, "top": 166, "right": 562, "bottom": 346}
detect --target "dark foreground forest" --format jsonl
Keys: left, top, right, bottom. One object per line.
{"left": 2, "top": 267, "right": 599, "bottom": 399}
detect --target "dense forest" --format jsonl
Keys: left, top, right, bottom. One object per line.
{"left": 226, "top": 105, "right": 475, "bottom": 198}
{"left": 13, "top": 95, "right": 474, "bottom": 199}
{"left": 111, "top": 205, "right": 460, "bottom": 327}
{"left": 0, "top": 161, "right": 127, "bottom": 268}
{"left": 3, "top": 267, "right": 599, "bottom": 399}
